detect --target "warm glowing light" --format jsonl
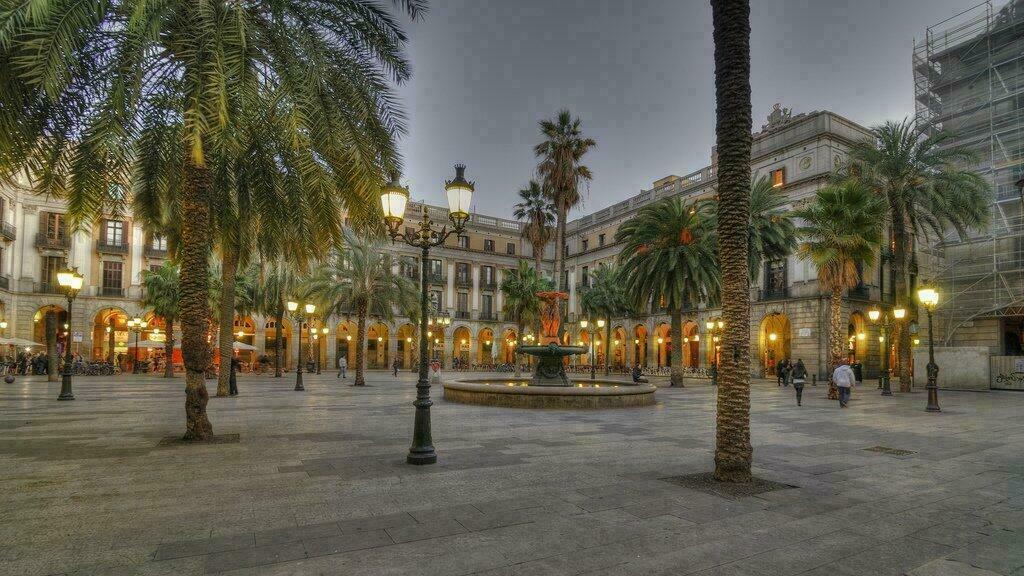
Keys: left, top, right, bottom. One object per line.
{"left": 614, "top": 339, "right": 620, "bottom": 346}
{"left": 657, "top": 337, "right": 664, "bottom": 344}
{"left": 879, "top": 336, "right": 885, "bottom": 343}
{"left": 893, "top": 308, "right": 906, "bottom": 319}
{"left": 706, "top": 321, "right": 714, "bottom": 331}
{"left": 868, "top": 308, "right": 881, "bottom": 322}
{"left": 406, "top": 337, "right": 412, "bottom": 343}
{"left": 237, "top": 330, "right": 244, "bottom": 338}
{"left": 683, "top": 337, "right": 689, "bottom": 343}
{"left": 580, "top": 319, "right": 588, "bottom": 329}
{"left": 768, "top": 332, "right": 777, "bottom": 342}
{"left": 286, "top": 301, "right": 298, "bottom": 312}
{"left": 917, "top": 286, "right": 939, "bottom": 308}
{"left": 857, "top": 332, "right": 865, "bottom": 340}
{"left": 692, "top": 334, "right": 699, "bottom": 341}
{"left": 717, "top": 320, "right": 724, "bottom": 329}
{"left": 634, "top": 338, "right": 640, "bottom": 344}
{"left": 596, "top": 319, "right": 605, "bottom": 328}
{"left": 304, "top": 303, "right": 316, "bottom": 315}
{"left": 346, "top": 335, "right": 352, "bottom": 341}
{"left": 914, "top": 338, "right": 920, "bottom": 345}
{"left": 377, "top": 336, "right": 383, "bottom": 342}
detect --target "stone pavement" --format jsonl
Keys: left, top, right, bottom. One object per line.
{"left": 1, "top": 371, "right": 1022, "bottom": 576}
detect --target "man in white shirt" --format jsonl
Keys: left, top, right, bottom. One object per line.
{"left": 337, "top": 356, "right": 347, "bottom": 379}
{"left": 832, "top": 360, "right": 856, "bottom": 408}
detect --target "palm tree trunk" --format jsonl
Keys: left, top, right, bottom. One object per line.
{"left": 216, "top": 247, "right": 238, "bottom": 396}
{"left": 893, "top": 221, "right": 913, "bottom": 392}
{"left": 515, "top": 320, "right": 524, "bottom": 379}
{"left": 354, "top": 303, "right": 367, "bottom": 386}
{"left": 533, "top": 241, "right": 544, "bottom": 280}
{"left": 164, "top": 317, "right": 175, "bottom": 378}
{"left": 180, "top": 160, "right": 214, "bottom": 441}
{"left": 274, "top": 301, "right": 283, "bottom": 378}
{"left": 670, "top": 307, "right": 684, "bottom": 386}
{"left": 45, "top": 311, "right": 57, "bottom": 382}
{"left": 604, "top": 322, "right": 613, "bottom": 376}
{"left": 712, "top": 0, "right": 753, "bottom": 483}
{"left": 555, "top": 208, "right": 567, "bottom": 340}
{"left": 829, "top": 287, "right": 845, "bottom": 370}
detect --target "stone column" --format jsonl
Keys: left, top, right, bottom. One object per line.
{"left": 446, "top": 262, "right": 454, "bottom": 311}
{"left": 471, "top": 264, "right": 480, "bottom": 317}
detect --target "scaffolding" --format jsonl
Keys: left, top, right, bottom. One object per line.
{"left": 913, "top": 0, "right": 1024, "bottom": 347}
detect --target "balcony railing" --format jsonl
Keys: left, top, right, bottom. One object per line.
{"left": 454, "top": 310, "right": 471, "bottom": 319}
{"left": 99, "top": 286, "right": 125, "bottom": 297}
{"left": 426, "top": 273, "right": 445, "bottom": 285}
{"left": 480, "top": 280, "right": 497, "bottom": 291}
{"left": 0, "top": 275, "right": 9, "bottom": 291}
{"left": 848, "top": 284, "right": 871, "bottom": 300}
{"left": 478, "top": 311, "right": 498, "bottom": 321}
{"left": 35, "top": 233, "right": 70, "bottom": 250}
{"left": 97, "top": 240, "right": 129, "bottom": 254}
{"left": 144, "top": 246, "right": 168, "bottom": 259}
{"left": 455, "top": 276, "right": 472, "bottom": 288}
{"left": 758, "top": 286, "right": 790, "bottom": 301}
{"left": 0, "top": 222, "right": 15, "bottom": 241}
{"left": 36, "top": 282, "right": 63, "bottom": 295}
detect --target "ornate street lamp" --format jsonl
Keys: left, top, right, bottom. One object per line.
{"left": 381, "top": 165, "right": 473, "bottom": 466}
{"left": 127, "top": 316, "right": 148, "bottom": 375}
{"left": 705, "top": 320, "right": 724, "bottom": 385}
{"left": 286, "top": 300, "right": 316, "bottom": 391}
{"left": 55, "top": 267, "right": 83, "bottom": 400}
{"left": 577, "top": 318, "right": 603, "bottom": 381}
{"left": 867, "top": 305, "right": 905, "bottom": 396}
{"left": 917, "top": 284, "right": 940, "bottom": 412}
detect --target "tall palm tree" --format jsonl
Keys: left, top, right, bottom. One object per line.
{"left": 795, "top": 181, "right": 886, "bottom": 372}
{"left": 500, "top": 260, "right": 551, "bottom": 378}
{"left": 847, "top": 119, "right": 990, "bottom": 391}
{"left": 711, "top": 0, "right": 753, "bottom": 483}
{"left": 578, "top": 266, "right": 632, "bottom": 375}
{"left": 252, "top": 260, "right": 298, "bottom": 378}
{"left": 534, "top": 110, "right": 596, "bottom": 299}
{"left": 0, "top": 1, "right": 424, "bottom": 440}
{"left": 616, "top": 198, "right": 719, "bottom": 387}
{"left": 140, "top": 262, "right": 181, "bottom": 379}
{"left": 706, "top": 175, "right": 797, "bottom": 281}
{"left": 513, "top": 180, "right": 555, "bottom": 277}
{"left": 306, "top": 228, "right": 418, "bottom": 386}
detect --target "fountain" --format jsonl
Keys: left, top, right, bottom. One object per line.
{"left": 443, "top": 291, "right": 657, "bottom": 408}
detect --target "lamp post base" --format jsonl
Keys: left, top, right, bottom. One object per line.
{"left": 406, "top": 450, "right": 437, "bottom": 465}
{"left": 57, "top": 392, "right": 75, "bottom": 401}
{"left": 925, "top": 361, "right": 940, "bottom": 412}
{"left": 880, "top": 376, "right": 892, "bottom": 396}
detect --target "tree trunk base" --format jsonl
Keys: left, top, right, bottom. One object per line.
{"left": 713, "top": 460, "right": 752, "bottom": 483}
{"left": 184, "top": 370, "right": 213, "bottom": 441}
{"left": 670, "top": 367, "right": 685, "bottom": 387}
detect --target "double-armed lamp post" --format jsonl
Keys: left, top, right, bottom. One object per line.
{"left": 867, "top": 305, "right": 905, "bottom": 396}
{"left": 127, "top": 316, "right": 148, "bottom": 374}
{"left": 917, "top": 284, "right": 941, "bottom": 412}
{"left": 286, "top": 301, "right": 315, "bottom": 391}
{"left": 381, "top": 165, "right": 473, "bottom": 465}
{"left": 56, "top": 267, "right": 84, "bottom": 400}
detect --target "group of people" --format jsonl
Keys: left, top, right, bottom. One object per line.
{"left": 774, "top": 358, "right": 809, "bottom": 406}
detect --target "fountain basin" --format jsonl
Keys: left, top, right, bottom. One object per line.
{"left": 443, "top": 379, "right": 656, "bottom": 409}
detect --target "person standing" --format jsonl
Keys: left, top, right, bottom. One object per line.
{"left": 832, "top": 360, "right": 855, "bottom": 408}
{"left": 776, "top": 358, "right": 788, "bottom": 386}
{"left": 392, "top": 358, "right": 400, "bottom": 377}
{"left": 229, "top": 356, "right": 240, "bottom": 396}
{"left": 337, "top": 355, "right": 347, "bottom": 379}
{"left": 792, "top": 359, "right": 807, "bottom": 406}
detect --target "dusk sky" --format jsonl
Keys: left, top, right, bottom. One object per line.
{"left": 395, "top": 0, "right": 973, "bottom": 218}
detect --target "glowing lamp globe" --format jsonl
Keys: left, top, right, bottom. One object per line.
{"left": 286, "top": 301, "right": 298, "bottom": 313}
{"left": 917, "top": 287, "right": 939, "bottom": 309}
{"left": 444, "top": 164, "right": 474, "bottom": 223}
{"left": 867, "top": 308, "right": 881, "bottom": 322}
{"left": 380, "top": 174, "right": 410, "bottom": 229}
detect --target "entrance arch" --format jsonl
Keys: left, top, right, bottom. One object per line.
{"left": 396, "top": 323, "right": 416, "bottom": 369}
{"left": 477, "top": 328, "right": 494, "bottom": 366}
{"left": 848, "top": 311, "right": 868, "bottom": 363}
{"left": 683, "top": 321, "right": 699, "bottom": 367}
{"left": 33, "top": 305, "right": 68, "bottom": 361}
{"left": 91, "top": 307, "right": 128, "bottom": 362}
{"left": 452, "top": 326, "right": 471, "bottom": 367}
{"left": 232, "top": 315, "right": 257, "bottom": 366}
{"left": 611, "top": 326, "right": 627, "bottom": 370}
{"left": 366, "top": 323, "right": 389, "bottom": 369}
{"left": 264, "top": 317, "right": 293, "bottom": 369}
{"left": 633, "top": 325, "right": 648, "bottom": 367}
{"left": 334, "top": 320, "right": 356, "bottom": 368}
{"left": 759, "top": 313, "right": 792, "bottom": 377}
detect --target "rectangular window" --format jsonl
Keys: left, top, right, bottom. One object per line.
{"left": 581, "top": 266, "right": 589, "bottom": 286}
{"left": 482, "top": 294, "right": 493, "bottom": 315}
{"left": 44, "top": 212, "right": 66, "bottom": 239}
{"left": 456, "top": 262, "right": 470, "bottom": 283}
{"left": 599, "top": 233, "right": 606, "bottom": 247}
{"left": 102, "top": 261, "right": 123, "bottom": 292}
{"left": 41, "top": 255, "right": 65, "bottom": 286}
{"left": 103, "top": 220, "right": 124, "bottom": 245}
{"left": 0, "top": 197, "right": 5, "bottom": 221}
{"left": 506, "top": 242, "right": 515, "bottom": 255}
{"left": 484, "top": 239, "right": 494, "bottom": 252}
{"left": 457, "top": 235, "right": 469, "bottom": 249}
{"left": 150, "top": 234, "right": 168, "bottom": 250}
{"left": 457, "top": 292, "right": 468, "bottom": 312}
{"left": 771, "top": 168, "right": 785, "bottom": 188}
{"left": 581, "top": 239, "right": 589, "bottom": 252}
{"left": 482, "top": 266, "right": 494, "bottom": 285}
{"left": 429, "top": 259, "right": 442, "bottom": 277}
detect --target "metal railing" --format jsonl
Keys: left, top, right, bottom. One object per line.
{"left": 96, "top": 240, "right": 129, "bottom": 254}
{"left": 144, "top": 246, "right": 168, "bottom": 259}
{"left": 35, "top": 233, "right": 70, "bottom": 250}
{"left": 454, "top": 310, "right": 470, "bottom": 319}
{"left": 35, "top": 282, "right": 63, "bottom": 294}
{"left": 758, "top": 287, "right": 790, "bottom": 301}
{"left": 478, "top": 311, "right": 498, "bottom": 321}
{"left": 455, "top": 276, "right": 472, "bottom": 288}
{"left": 99, "top": 286, "right": 125, "bottom": 297}
{"left": 0, "top": 222, "right": 15, "bottom": 241}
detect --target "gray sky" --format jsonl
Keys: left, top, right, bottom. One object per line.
{"left": 395, "top": 0, "right": 973, "bottom": 218}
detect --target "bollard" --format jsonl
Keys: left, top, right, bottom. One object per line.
{"left": 812, "top": 374, "right": 817, "bottom": 387}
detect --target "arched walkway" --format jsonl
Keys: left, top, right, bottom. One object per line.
{"left": 33, "top": 305, "right": 68, "bottom": 364}
{"left": 611, "top": 326, "right": 627, "bottom": 370}
{"left": 233, "top": 315, "right": 257, "bottom": 366}
{"left": 683, "top": 321, "right": 699, "bottom": 367}
{"left": 654, "top": 323, "right": 670, "bottom": 368}
{"left": 452, "top": 326, "right": 471, "bottom": 367}
{"left": 759, "top": 313, "right": 792, "bottom": 377}
{"left": 706, "top": 316, "right": 723, "bottom": 366}
{"left": 500, "top": 328, "right": 517, "bottom": 364}
{"left": 91, "top": 307, "right": 128, "bottom": 362}
{"left": 265, "top": 317, "right": 293, "bottom": 369}
{"left": 334, "top": 320, "right": 356, "bottom": 368}
{"left": 397, "top": 323, "right": 416, "bottom": 369}
{"left": 633, "top": 325, "right": 648, "bottom": 367}
{"left": 848, "top": 312, "right": 867, "bottom": 363}
{"left": 366, "top": 323, "right": 389, "bottom": 369}
{"left": 477, "top": 328, "right": 494, "bottom": 366}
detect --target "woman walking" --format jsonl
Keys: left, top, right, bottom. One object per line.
{"left": 792, "top": 359, "right": 807, "bottom": 406}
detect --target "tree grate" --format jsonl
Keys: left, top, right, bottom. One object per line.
{"left": 157, "top": 434, "right": 239, "bottom": 447}
{"left": 863, "top": 445, "right": 916, "bottom": 456}
{"left": 660, "top": 472, "right": 796, "bottom": 500}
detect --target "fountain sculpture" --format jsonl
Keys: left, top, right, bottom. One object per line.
{"left": 516, "top": 291, "right": 586, "bottom": 386}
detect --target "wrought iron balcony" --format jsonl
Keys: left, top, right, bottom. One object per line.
{"left": 35, "top": 233, "right": 70, "bottom": 250}
{"left": 0, "top": 222, "right": 15, "bottom": 242}
{"left": 454, "top": 310, "right": 471, "bottom": 320}
{"left": 0, "top": 275, "right": 9, "bottom": 291}
{"left": 144, "top": 246, "right": 168, "bottom": 259}
{"left": 97, "top": 240, "right": 129, "bottom": 254}
{"left": 426, "top": 273, "right": 446, "bottom": 285}
{"left": 758, "top": 286, "right": 790, "bottom": 301}
{"left": 99, "top": 286, "right": 125, "bottom": 297}
{"left": 848, "top": 284, "right": 871, "bottom": 300}
{"left": 455, "top": 276, "right": 472, "bottom": 288}
{"left": 478, "top": 311, "right": 498, "bottom": 321}
{"left": 480, "top": 280, "right": 498, "bottom": 291}
{"left": 36, "top": 282, "right": 63, "bottom": 294}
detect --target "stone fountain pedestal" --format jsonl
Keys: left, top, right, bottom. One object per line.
{"left": 517, "top": 343, "right": 586, "bottom": 386}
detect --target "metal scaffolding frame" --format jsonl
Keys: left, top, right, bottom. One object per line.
{"left": 913, "top": 0, "right": 1024, "bottom": 346}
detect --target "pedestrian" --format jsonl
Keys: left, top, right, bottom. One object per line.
{"left": 229, "top": 356, "right": 240, "bottom": 396}
{"left": 392, "top": 358, "right": 400, "bottom": 377}
{"left": 832, "top": 360, "right": 856, "bottom": 408}
{"left": 337, "top": 355, "right": 347, "bottom": 379}
{"left": 783, "top": 358, "right": 793, "bottom": 387}
{"left": 777, "top": 358, "right": 788, "bottom": 386}
{"left": 631, "top": 363, "right": 649, "bottom": 384}
{"left": 792, "top": 359, "right": 807, "bottom": 406}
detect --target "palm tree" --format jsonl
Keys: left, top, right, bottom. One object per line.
{"left": 500, "top": 260, "right": 551, "bottom": 378}
{"left": 795, "top": 181, "right": 886, "bottom": 372}
{"left": 534, "top": 110, "right": 596, "bottom": 299}
{"left": 0, "top": 1, "right": 424, "bottom": 440}
{"left": 513, "top": 180, "right": 555, "bottom": 276}
{"left": 847, "top": 119, "right": 990, "bottom": 392}
{"left": 578, "top": 266, "right": 632, "bottom": 375}
{"left": 252, "top": 260, "right": 298, "bottom": 378}
{"left": 616, "top": 198, "right": 719, "bottom": 387}
{"left": 140, "top": 262, "right": 181, "bottom": 379}
{"left": 711, "top": 0, "right": 753, "bottom": 483}
{"left": 306, "top": 228, "right": 418, "bottom": 386}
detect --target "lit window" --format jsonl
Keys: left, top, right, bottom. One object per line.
{"left": 771, "top": 168, "right": 785, "bottom": 188}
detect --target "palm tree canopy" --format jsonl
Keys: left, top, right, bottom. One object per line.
{"left": 578, "top": 265, "right": 633, "bottom": 321}
{"left": 794, "top": 179, "right": 887, "bottom": 290}
{"left": 513, "top": 180, "right": 555, "bottom": 248}
{"left": 305, "top": 227, "right": 419, "bottom": 323}
{"left": 500, "top": 260, "right": 552, "bottom": 326}
{"left": 0, "top": 0, "right": 425, "bottom": 240}
{"left": 534, "top": 109, "right": 596, "bottom": 212}
{"left": 140, "top": 261, "right": 180, "bottom": 321}
{"left": 847, "top": 118, "right": 991, "bottom": 243}
{"left": 615, "top": 197, "right": 720, "bottom": 312}
{"left": 704, "top": 175, "right": 797, "bottom": 281}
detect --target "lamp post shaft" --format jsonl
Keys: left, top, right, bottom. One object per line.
{"left": 925, "top": 308, "right": 940, "bottom": 412}
{"left": 295, "top": 313, "right": 305, "bottom": 391}
{"left": 881, "top": 319, "right": 892, "bottom": 396}
{"left": 58, "top": 296, "right": 75, "bottom": 400}
{"left": 408, "top": 242, "right": 437, "bottom": 464}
